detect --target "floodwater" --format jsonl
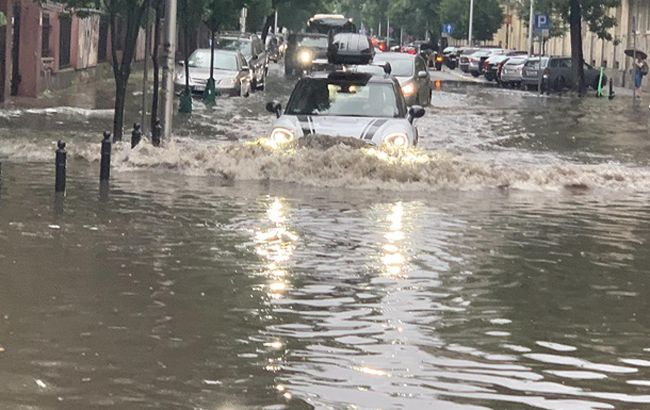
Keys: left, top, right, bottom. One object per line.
{"left": 2, "top": 67, "right": 650, "bottom": 409}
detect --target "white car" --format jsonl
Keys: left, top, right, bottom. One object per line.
{"left": 266, "top": 71, "right": 425, "bottom": 148}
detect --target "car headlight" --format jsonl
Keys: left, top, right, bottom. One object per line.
{"left": 298, "top": 50, "right": 313, "bottom": 65}
{"left": 402, "top": 82, "right": 416, "bottom": 97}
{"left": 270, "top": 128, "right": 295, "bottom": 145}
{"left": 383, "top": 133, "right": 409, "bottom": 148}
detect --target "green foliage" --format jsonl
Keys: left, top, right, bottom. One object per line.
{"left": 516, "top": 0, "right": 619, "bottom": 41}
{"left": 440, "top": 0, "right": 504, "bottom": 42}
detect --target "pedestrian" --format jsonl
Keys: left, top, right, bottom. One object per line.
{"left": 634, "top": 54, "right": 648, "bottom": 98}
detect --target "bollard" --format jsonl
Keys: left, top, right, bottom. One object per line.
{"left": 55, "top": 140, "right": 66, "bottom": 193}
{"left": 152, "top": 119, "right": 162, "bottom": 147}
{"left": 131, "top": 123, "right": 142, "bottom": 149}
{"left": 608, "top": 78, "right": 615, "bottom": 100}
{"left": 100, "top": 131, "right": 111, "bottom": 182}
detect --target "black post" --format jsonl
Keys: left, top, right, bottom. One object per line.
{"left": 152, "top": 119, "right": 162, "bottom": 147}
{"left": 100, "top": 131, "right": 111, "bottom": 182}
{"left": 608, "top": 78, "right": 615, "bottom": 100}
{"left": 55, "top": 140, "right": 66, "bottom": 193}
{"left": 131, "top": 122, "right": 142, "bottom": 149}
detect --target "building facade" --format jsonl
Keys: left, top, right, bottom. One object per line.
{"left": 0, "top": 0, "right": 147, "bottom": 101}
{"left": 450, "top": 0, "right": 650, "bottom": 89}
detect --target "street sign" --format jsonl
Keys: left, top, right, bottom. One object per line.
{"left": 442, "top": 23, "right": 454, "bottom": 35}
{"left": 534, "top": 14, "right": 550, "bottom": 31}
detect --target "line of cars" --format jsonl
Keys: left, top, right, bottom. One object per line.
{"left": 447, "top": 46, "right": 607, "bottom": 92}
{"left": 175, "top": 31, "right": 274, "bottom": 97}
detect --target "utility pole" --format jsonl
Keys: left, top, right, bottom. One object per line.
{"left": 528, "top": 0, "right": 535, "bottom": 55}
{"left": 141, "top": 0, "right": 152, "bottom": 137}
{"left": 468, "top": 0, "right": 474, "bottom": 45}
{"left": 160, "top": 0, "right": 178, "bottom": 142}
{"left": 274, "top": 10, "right": 278, "bottom": 34}
{"left": 633, "top": 0, "right": 638, "bottom": 101}
{"left": 387, "top": 17, "right": 390, "bottom": 48}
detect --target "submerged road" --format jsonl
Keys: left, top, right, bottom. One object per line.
{"left": 1, "top": 64, "right": 650, "bottom": 409}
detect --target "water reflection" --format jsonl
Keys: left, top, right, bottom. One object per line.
{"left": 382, "top": 202, "right": 407, "bottom": 278}
{"left": 254, "top": 197, "right": 298, "bottom": 300}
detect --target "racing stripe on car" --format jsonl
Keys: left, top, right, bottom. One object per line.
{"left": 364, "top": 119, "right": 388, "bottom": 140}
{"left": 297, "top": 115, "right": 312, "bottom": 135}
{"left": 359, "top": 120, "right": 374, "bottom": 140}
{"left": 307, "top": 116, "right": 316, "bottom": 134}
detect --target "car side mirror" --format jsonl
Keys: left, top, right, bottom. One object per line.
{"left": 266, "top": 101, "right": 282, "bottom": 118}
{"left": 417, "top": 70, "right": 428, "bottom": 79}
{"left": 407, "top": 105, "right": 425, "bottom": 123}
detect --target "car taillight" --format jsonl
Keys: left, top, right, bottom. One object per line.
{"left": 379, "top": 43, "right": 386, "bottom": 51}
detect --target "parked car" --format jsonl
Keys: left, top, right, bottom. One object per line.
{"left": 499, "top": 56, "right": 528, "bottom": 87}
{"left": 174, "top": 49, "right": 252, "bottom": 97}
{"left": 468, "top": 49, "right": 503, "bottom": 77}
{"left": 521, "top": 57, "right": 550, "bottom": 90}
{"left": 458, "top": 48, "right": 479, "bottom": 72}
{"left": 543, "top": 57, "right": 607, "bottom": 91}
{"left": 373, "top": 52, "right": 432, "bottom": 106}
{"left": 483, "top": 55, "right": 509, "bottom": 81}
{"left": 484, "top": 51, "right": 527, "bottom": 81}
{"left": 217, "top": 32, "right": 268, "bottom": 91}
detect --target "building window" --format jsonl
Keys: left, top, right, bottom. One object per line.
{"left": 42, "top": 14, "right": 51, "bottom": 57}
{"left": 59, "top": 14, "right": 72, "bottom": 68}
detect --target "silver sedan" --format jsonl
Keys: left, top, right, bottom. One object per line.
{"left": 175, "top": 49, "right": 252, "bottom": 97}
{"left": 372, "top": 52, "right": 432, "bottom": 106}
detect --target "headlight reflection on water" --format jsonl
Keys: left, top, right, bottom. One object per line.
{"left": 254, "top": 198, "right": 298, "bottom": 300}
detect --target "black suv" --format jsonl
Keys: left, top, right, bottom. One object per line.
{"left": 217, "top": 32, "right": 268, "bottom": 91}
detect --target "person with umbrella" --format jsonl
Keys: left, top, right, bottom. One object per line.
{"left": 626, "top": 49, "right": 649, "bottom": 98}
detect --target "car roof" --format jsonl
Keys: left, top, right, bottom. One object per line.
{"left": 308, "top": 70, "right": 397, "bottom": 85}
{"left": 373, "top": 52, "right": 416, "bottom": 60}
{"left": 195, "top": 48, "right": 239, "bottom": 55}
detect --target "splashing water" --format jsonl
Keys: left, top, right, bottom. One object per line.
{"left": 1, "top": 135, "right": 650, "bottom": 192}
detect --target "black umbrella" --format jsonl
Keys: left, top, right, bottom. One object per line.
{"left": 625, "top": 49, "right": 648, "bottom": 59}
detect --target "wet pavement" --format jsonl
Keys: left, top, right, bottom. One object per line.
{"left": 2, "top": 64, "right": 650, "bottom": 409}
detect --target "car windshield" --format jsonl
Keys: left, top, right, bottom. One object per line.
{"left": 218, "top": 38, "right": 251, "bottom": 58}
{"left": 188, "top": 51, "right": 238, "bottom": 71}
{"left": 372, "top": 57, "right": 413, "bottom": 77}
{"left": 286, "top": 79, "right": 401, "bottom": 118}
{"left": 298, "top": 37, "right": 328, "bottom": 48}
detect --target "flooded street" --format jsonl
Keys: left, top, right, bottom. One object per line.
{"left": 2, "top": 67, "right": 650, "bottom": 409}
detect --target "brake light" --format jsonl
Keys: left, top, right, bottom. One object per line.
{"left": 378, "top": 43, "right": 386, "bottom": 52}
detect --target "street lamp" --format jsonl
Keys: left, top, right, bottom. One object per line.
{"left": 528, "top": 0, "right": 535, "bottom": 55}
{"left": 468, "top": 0, "right": 474, "bottom": 45}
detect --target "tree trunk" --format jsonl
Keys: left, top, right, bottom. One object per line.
{"left": 108, "top": 3, "right": 147, "bottom": 141}
{"left": 151, "top": 0, "right": 162, "bottom": 133}
{"left": 184, "top": 23, "right": 190, "bottom": 93}
{"left": 113, "top": 75, "right": 128, "bottom": 142}
{"left": 210, "top": 30, "right": 215, "bottom": 81}
{"left": 261, "top": 13, "right": 274, "bottom": 44}
{"left": 569, "top": 0, "right": 585, "bottom": 95}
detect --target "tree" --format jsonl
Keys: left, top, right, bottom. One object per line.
{"left": 440, "top": 0, "right": 504, "bottom": 43}
{"left": 518, "top": 0, "right": 618, "bottom": 93}
{"left": 52, "top": 0, "right": 149, "bottom": 141}
{"left": 178, "top": 0, "right": 208, "bottom": 113}
{"left": 203, "top": 0, "right": 244, "bottom": 104}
